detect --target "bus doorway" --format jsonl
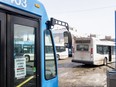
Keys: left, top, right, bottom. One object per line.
{"left": 108, "top": 46, "right": 112, "bottom": 62}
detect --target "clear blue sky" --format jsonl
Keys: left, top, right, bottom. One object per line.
{"left": 40, "top": 0, "right": 116, "bottom": 38}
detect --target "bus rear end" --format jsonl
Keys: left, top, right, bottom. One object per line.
{"left": 72, "top": 38, "right": 93, "bottom": 65}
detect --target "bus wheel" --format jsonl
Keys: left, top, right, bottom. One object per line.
{"left": 25, "top": 55, "right": 30, "bottom": 62}
{"left": 103, "top": 57, "right": 107, "bottom": 66}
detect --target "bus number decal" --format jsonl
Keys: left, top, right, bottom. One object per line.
{"left": 11, "top": 0, "right": 27, "bottom": 8}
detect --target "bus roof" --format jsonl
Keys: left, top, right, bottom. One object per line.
{"left": 75, "top": 37, "right": 115, "bottom": 46}
{"left": 95, "top": 40, "right": 115, "bottom": 46}
{"left": 0, "top": 0, "right": 48, "bottom": 19}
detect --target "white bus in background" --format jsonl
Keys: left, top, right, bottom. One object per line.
{"left": 72, "top": 37, "right": 115, "bottom": 65}
{"left": 14, "top": 41, "right": 55, "bottom": 62}
{"left": 45, "top": 44, "right": 55, "bottom": 60}
{"left": 14, "top": 41, "right": 34, "bottom": 62}
{"left": 55, "top": 43, "right": 68, "bottom": 60}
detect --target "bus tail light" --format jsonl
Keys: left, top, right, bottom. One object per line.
{"left": 91, "top": 48, "right": 93, "bottom": 54}
{"left": 90, "top": 48, "right": 93, "bottom": 58}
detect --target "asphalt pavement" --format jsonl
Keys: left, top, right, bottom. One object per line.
{"left": 58, "top": 57, "right": 115, "bottom": 87}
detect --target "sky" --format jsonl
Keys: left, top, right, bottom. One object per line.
{"left": 39, "top": 0, "right": 116, "bottom": 38}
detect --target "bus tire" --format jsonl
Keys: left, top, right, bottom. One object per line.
{"left": 103, "top": 57, "right": 107, "bottom": 66}
{"left": 25, "top": 55, "right": 30, "bottom": 62}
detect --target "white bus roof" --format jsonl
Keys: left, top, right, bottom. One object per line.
{"left": 75, "top": 37, "right": 115, "bottom": 46}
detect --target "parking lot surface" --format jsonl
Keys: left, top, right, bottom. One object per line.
{"left": 58, "top": 58, "right": 115, "bottom": 87}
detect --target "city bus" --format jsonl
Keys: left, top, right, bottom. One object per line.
{"left": 55, "top": 43, "right": 68, "bottom": 60}
{"left": 0, "top": 0, "right": 72, "bottom": 87}
{"left": 72, "top": 37, "right": 115, "bottom": 65}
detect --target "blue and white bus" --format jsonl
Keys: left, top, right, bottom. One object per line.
{"left": 0, "top": 0, "right": 72, "bottom": 87}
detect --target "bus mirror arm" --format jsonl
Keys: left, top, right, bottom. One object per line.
{"left": 46, "top": 18, "right": 72, "bottom": 48}
{"left": 46, "top": 17, "right": 69, "bottom": 31}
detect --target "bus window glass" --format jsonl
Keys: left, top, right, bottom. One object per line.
{"left": 23, "top": 44, "right": 34, "bottom": 53}
{"left": 97, "top": 45, "right": 103, "bottom": 54}
{"left": 111, "top": 46, "right": 115, "bottom": 55}
{"left": 45, "top": 30, "right": 56, "bottom": 80}
{"left": 76, "top": 44, "right": 89, "bottom": 51}
{"left": 45, "top": 46, "right": 53, "bottom": 53}
{"left": 103, "top": 46, "right": 109, "bottom": 54}
{"left": 14, "top": 24, "right": 36, "bottom": 87}
{"left": 56, "top": 46, "right": 65, "bottom": 52}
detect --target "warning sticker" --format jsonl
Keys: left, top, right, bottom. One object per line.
{"left": 15, "top": 58, "right": 26, "bottom": 79}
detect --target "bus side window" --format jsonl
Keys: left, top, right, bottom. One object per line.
{"left": 97, "top": 45, "right": 103, "bottom": 54}
{"left": 44, "top": 30, "right": 57, "bottom": 80}
{"left": 103, "top": 46, "right": 109, "bottom": 54}
{"left": 111, "top": 46, "right": 115, "bottom": 55}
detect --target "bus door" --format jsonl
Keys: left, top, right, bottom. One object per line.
{"left": 108, "top": 46, "right": 112, "bottom": 62}
{"left": 0, "top": 11, "right": 6, "bottom": 87}
{"left": 0, "top": 11, "right": 41, "bottom": 87}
